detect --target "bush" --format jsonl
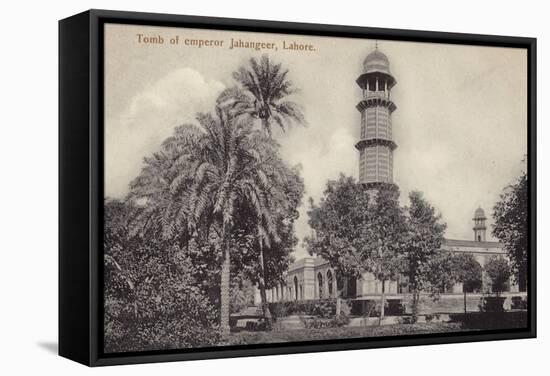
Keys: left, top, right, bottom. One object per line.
{"left": 103, "top": 211, "right": 220, "bottom": 353}
{"left": 349, "top": 299, "right": 404, "bottom": 317}
{"left": 268, "top": 299, "right": 338, "bottom": 320}
{"left": 350, "top": 300, "right": 379, "bottom": 317}
{"left": 479, "top": 296, "right": 506, "bottom": 312}
{"left": 511, "top": 296, "right": 527, "bottom": 310}
{"left": 386, "top": 299, "right": 405, "bottom": 316}
{"left": 303, "top": 313, "right": 351, "bottom": 329}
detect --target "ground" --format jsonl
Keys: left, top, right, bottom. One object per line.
{"left": 224, "top": 322, "right": 466, "bottom": 345}
{"left": 224, "top": 310, "right": 528, "bottom": 346}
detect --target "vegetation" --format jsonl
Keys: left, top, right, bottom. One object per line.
{"left": 485, "top": 256, "right": 511, "bottom": 296}
{"left": 126, "top": 101, "right": 303, "bottom": 336}
{"left": 402, "top": 191, "right": 446, "bottom": 322}
{"left": 493, "top": 169, "right": 528, "bottom": 290}
{"left": 104, "top": 200, "right": 220, "bottom": 352}
{"left": 104, "top": 55, "right": 305, "bottom": 347}
{"left": 225, "top": 322, "right": 465, "bottom": 345}
{"left": 268, "top": 299, "right": 347, "bottom": 320}
{"left": 451, "top": 253, "right": 483, "bottom": 313}
{"left": 229, "top": 54, "right": 305, "bottom": 136}
{"left": 305, "top": 177, "right": 408, "bottom": 320}
{"left": 223, "top": 55, "right": 306, "bottom": 327}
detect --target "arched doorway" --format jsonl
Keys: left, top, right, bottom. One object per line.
{"left": 318, "top": 272, "right": 324, "bottom": 299}
{"left": 346, "top": 277, "right": 357, "bottom": 298}
{"left": 327, "top": 270, "right": 334, "bottom": 297}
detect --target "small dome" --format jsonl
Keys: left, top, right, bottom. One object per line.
{"left": 363, "top": 49, "right": 391, "bottom": 75}
{"left": 474, "top": 207, "right": 486, "bottom": 219}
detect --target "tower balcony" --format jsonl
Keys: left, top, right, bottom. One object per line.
{"left": 357, "top": 97, "right": 397, "bottom": 113}
{"left": 355, "top": 138, "right": 397, "bottom": 151}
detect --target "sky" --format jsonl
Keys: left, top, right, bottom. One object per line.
{"left": 104, "top": 24, "right": 527, "bottom": 259}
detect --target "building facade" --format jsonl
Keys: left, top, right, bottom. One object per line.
{"left": 256, "top": 208, "right": 523, "bottom": 307}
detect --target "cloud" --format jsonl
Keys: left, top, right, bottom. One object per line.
{"left": 105, "top": 68, "right": 225, "bottom": 198}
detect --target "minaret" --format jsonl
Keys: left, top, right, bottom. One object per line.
{"left": 473, "top": 207, "right": 487, "bottom": 242}
{"left": 355, "top": 46, "right": 397, "bottom": 189}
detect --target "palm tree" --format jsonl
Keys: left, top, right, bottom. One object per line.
{"left": 220, "top": 55, "right": 305, "bottom": 326}
{"left": 230, "top": 54, "right": 305, "bottom": 136}
{"left": 128, "top": 100, "right": 284, "bottom": 336}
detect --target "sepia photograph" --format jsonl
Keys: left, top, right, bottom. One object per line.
{"left": 102, "top": 22, "right": 529, "bottom": 354}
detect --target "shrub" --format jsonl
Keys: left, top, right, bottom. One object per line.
{"left": 397, "top": 316, "right": 414, "bottom": 324}
{"left": 304, "top": 313, "right": 350, "bottom": 329}
{"left": 268, "top": 299, "right": 337, "bottom": 320}
{"left": 479, "top": 296, "right": 506, "bottom": 312}
{"left": 349, "top": 299, "right": 405, "bottom": 317}
{"left": 511, "top": 296, "right": 527, "bottom": 310}
{"left": 350, "top": 300, "right": 379, "bottom": 317}
{"left": 103, "top": 210, "right": 220, "bottom": 353}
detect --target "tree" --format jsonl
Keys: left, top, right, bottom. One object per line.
{"left": 305, "top": 175, "right": 372, "bottom": 282}
{"left": 451, "top": 253, "right": 482, "bottom": 314}
{"left": 306, "top": 176, "right": 408, "bottom": 320}
{"left": 103, "top": 199, "right": 220, "bottom": 352}
{"left": 230, "top": 54, "right": 305, "bottom": 136}
{"left": 420, "top": 251, "right": 457, "bottom": 300}
{"left": 363, "top": 186, "right": 408, "bottom": 319}
{"left": 220, "top": 55, "right": 305, "bottom": 325}
{"left": 485, "top": 256, "right": 511, "bottom": 297}
{"left": 492, "top": 169, "right": 528, "bottom": 290}
{"left": 127, "top": 98, "right": 300, "bottom": 335}
{"left": 403, "top": 191, "right": 446, "bottom": 322}
{"left": 228, "top": 160, "right": 304, "bottom": 329}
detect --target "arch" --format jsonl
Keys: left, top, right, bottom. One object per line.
{"left": 346, "top": 277, "right": 357, "bottom": 298}
{"left": 294, "top": 276, "right": 299, "bottom": 300}
{"left": 327, "top": 270, "right": 334, "bottom": 297}
{"left": 317, "top": 272, "right": 324, "bottom": 299}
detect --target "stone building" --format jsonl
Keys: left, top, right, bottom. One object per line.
{"left": 253, "top": 47, "right": 526, "bottom": 312}
{"left": 256, "top": 207, "right": 524, "bottom": 308}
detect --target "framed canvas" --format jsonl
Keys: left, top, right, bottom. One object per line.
{"left": 59, "top": 9, "right": 536, "bottom": 366}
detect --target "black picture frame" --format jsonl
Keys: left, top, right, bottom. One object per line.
{"left": 59, "top": 9, "right": 537, "bottom": 367}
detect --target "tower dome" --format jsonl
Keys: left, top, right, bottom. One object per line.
{"left": 474, "top": 207, "right": 486, "bottom": 219}
{"left": 363, "top": 49, "right": 391, "bottom": 75}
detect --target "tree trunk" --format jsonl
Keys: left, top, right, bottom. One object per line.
{"left": 261, "top": 118, "right": 270, "bottom": 137}
{"left": 258, "top": 241, "right": 272, "bottom": 331}
{"left": 412, "top": 288, "right": 420, "bottom": 324}
{"left": 463, "top": 292, "right": 467, "bottom": 315}
{"left": 220, "top": 243, "right": 231, "bottom": 336}
{"left": 380, "top": 279, "right": 386, "bottom": 323}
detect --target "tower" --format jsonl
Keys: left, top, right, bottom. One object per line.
{"left": 355, "top": 47, "right": 397, "bottom": 189}
{"left": 473, "top": 207, "right": 487, "bottom": 242}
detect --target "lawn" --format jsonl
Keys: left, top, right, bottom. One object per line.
{"left": 225, "top": 322, "right": 465, "bottom": 345}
